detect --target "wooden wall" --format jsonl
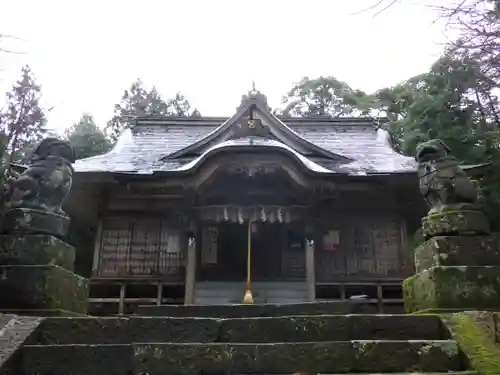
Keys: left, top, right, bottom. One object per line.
{"left": 315, "top": 214, "right": 411, "bottom": 281}
{"left": 93, "top": 211, "right": 411, "bottom": 282}
{"left": 95, "top": 216, "right": 186, "bottom": 280}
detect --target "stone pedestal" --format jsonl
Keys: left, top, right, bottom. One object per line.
{"left": 0, "top": 233, "right": 89, "bottom": 316}
{"left": 421, "top": 209, "right": 490, "bottom": 239}
{"left": 2, "top": 208, "right": 70, "bottom": 239}
{"left": 403, "top": 209, "right": 500, "bottom": 313}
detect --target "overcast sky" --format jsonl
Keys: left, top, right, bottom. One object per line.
{"left": 0, "top": 0, "right": 454, "bottom": 135}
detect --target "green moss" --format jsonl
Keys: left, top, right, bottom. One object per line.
{"left": 403, "top": 266, "right": 500, "bottom": 312}
{"left": 0, "top": 265, "right": 89, "bottom": 314}
{"left": 440, "top": 313, "right": 500, "bottom": 375}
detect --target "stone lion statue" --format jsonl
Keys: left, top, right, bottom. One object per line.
{"left": 4, "top": 137, "right": 76, "bottom": 215}
{"left": 416, "top": 139, "right": 478, "bottom": 213}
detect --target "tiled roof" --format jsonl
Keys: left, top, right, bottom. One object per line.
{"left": 73, "top": 116, "right": 417, "bottom": 175}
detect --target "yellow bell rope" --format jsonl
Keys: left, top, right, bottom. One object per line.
{"left": 243, "top": 219, "right": 254, "bottom": 304}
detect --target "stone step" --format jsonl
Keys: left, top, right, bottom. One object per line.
{"left": 28, "top": 314, "right": 447, "bottom": 345}
{"left": 0, "top": 314, "right": 43, "bottom": 373}
{"left": 21, "top": 340, "right": 466, "bottom": 375}
{"left": 137, "top": 300, "right": 351, "bottom": 317}
{"left": 231, "top": 373, "right": 477, "bottom": 375}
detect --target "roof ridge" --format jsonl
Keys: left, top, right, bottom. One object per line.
{"left": 133, "top": 115, "right": 386, "bottom": 127}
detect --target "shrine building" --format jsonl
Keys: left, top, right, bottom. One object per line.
{"left": 67, "top": 89, "right": 479, "bottom": 315}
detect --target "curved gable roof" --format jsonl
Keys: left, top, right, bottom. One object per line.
{"left": 161, "top": 90, "right": 353, "bottom": 163}
{"left": 171, "top": 137, "right": 332, "bottom": 174}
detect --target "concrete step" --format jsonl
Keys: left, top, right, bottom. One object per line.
{"left": 137, "top": 301, "right": 352, "bottom": 317}
{"left": 28, "top": 314, "right": 447, "bottom": 345}
{"left": 21, "top": 340, "right": 466, "bottom": 375}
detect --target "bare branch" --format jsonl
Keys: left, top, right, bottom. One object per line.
{"left": 348, "top": 0, "right": 387, "bottom": 15}
{"left": 372, "top": 0, "right": 399, "bottom": 17}
{"left": 0, "top": 33, "right": 25, "bottom": 54}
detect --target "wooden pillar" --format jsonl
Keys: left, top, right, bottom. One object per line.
{"left": 184, "top": 234, "right": 197, "bottom": 305}
{"left": 156, "top": 283, "right": 163, "bottom": 306}
{"left": 305, "top": 238, "right": 316, "bottom": 302}
{"left": 91, "top": 219, "right": 103, "bottom": 276}
{"left": 118, "top": 283, "right": 126, "bottom": 315}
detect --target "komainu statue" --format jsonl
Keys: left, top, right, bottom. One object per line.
{"left": 2, "top": 138, "right": 76, "bottom": 237}
{"left": 416, "top": 139, "right": 478, "bottom": 214}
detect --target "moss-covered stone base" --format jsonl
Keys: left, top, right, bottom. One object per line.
{"left": 0, "top": 265, "right": 88, "bottom": 314}
{"left": 422, "top": 210, "right": 490, "bottom": 239}
{"left": 2, "top": 208, "right": 70, "bottom": 238}
{"left": 440, "top": 312, "right": 500, "bottom": 374}
{"left": 414, "top": 235, "right": 500, "bottom": 272}
{"left": 404, "top": 266, "right": 500, "bottom": 312}
{"left": 0, "top": 235, "right": 75, "bottom": 271}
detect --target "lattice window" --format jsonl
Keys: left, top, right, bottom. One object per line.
{"left": 316, "top": 215, "right": 404, "bottom": 281}
{"left": 129, "top": 218, "right": 160, "bottom": 275}
{"left": 372, "top": 218, "right": 403, "bottom": 276}
{"left": 98, "top": 217, "right": 185, "bottom": 278}
{"left": 348, "top": 222, "right": 376, "bottom": 275}
{"left": 98, "top": 218, "right": 131, "bottom": 277}
{"left": 157, "top": 220, "right": 184, "bottom": 275}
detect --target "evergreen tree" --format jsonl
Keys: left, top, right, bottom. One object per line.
{"left": 0, "top": 65, "right": 47, "bottom": 167}
{"left": 106, "top": 79, "right": 200, "bottom": 143}
{"left": 65, "top": 114, "right": 111, "bottom": 159}
{"left": 280, "top": 76, "right": 372, "bottom": 117}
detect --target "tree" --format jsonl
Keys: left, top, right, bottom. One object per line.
{"left": 106, "top": 79, "right": 200, "bottom": 143}
{"left": 279, "top": 76, "right": 372, "bottom": 117}
{"left": 373, "top": 52, "right": 498, "bottom": 159}
{"left": 372, "top": 52, "right": 500, "bottom": 228}
{"left": 65, "top": 114, "right": 111, "bottom": 159}
{"left": 0, "top": 65, "right": 47, "bottom": 168}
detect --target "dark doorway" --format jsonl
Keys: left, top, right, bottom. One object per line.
{"left": 197, "top": 223, "right": 248, "bottom": 281}
{"left": 252, "top": 223, "right": 283, "bottom": 280}
{"left": 197, "top": 222, "right": 286, "bottom": 281}
{"left": 219, "top": 223, "right": 248, "bottom": 280}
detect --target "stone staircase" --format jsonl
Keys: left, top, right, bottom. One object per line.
{"left": 13, "top": 302, "right": 475, "bottom": 375}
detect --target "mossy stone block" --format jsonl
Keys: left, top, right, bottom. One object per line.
{"left": 415, "top": 235, "right": 500, "bottom": 272}
{"left": 0, "top": 235, "right": 75, "bottom": 271}
{"left": 134, "top": 342, "right": 354, "bottom": 374}
{"left": 0, "top": 265, "right": 88, "bottom": 314}
{"left": 2, "top": 208, "right": 70, "bottom": 238}
{"left": 422, "top": 210, "right": 490, "bottom": 239}
{"left": 133, "top": 341, "right": 462, "bottom": 374}
{"left": 22, "top": 344, "right": 133, "bottom": 375}
{"left": 404, "top": 266, "right": 500, "bottom": 313}
{"left": 440, "top": 312, "right": 500, "bottom": 374}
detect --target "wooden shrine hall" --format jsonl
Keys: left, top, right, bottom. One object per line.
{"left": 68, "top": 89, "right": 439, "bottom": 315}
